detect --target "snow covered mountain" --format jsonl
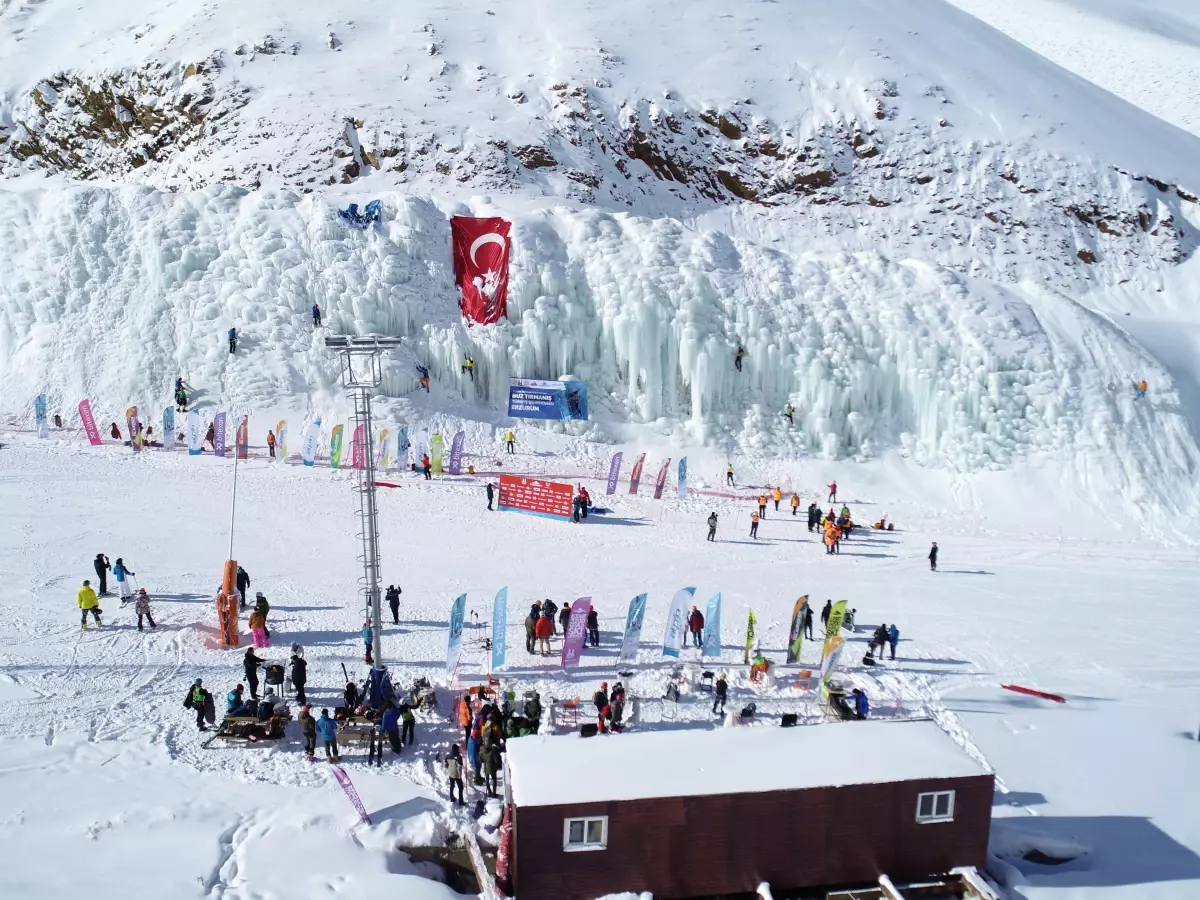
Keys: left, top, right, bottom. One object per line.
{"left": 3, "top": 0, "right": 1200, "bottom": 524}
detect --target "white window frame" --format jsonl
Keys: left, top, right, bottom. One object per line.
{"left": 562, "top": 815, "right": 608, "bottom": 851}
{"left": 915, "top": 790, "right": 956, "bottom": 824}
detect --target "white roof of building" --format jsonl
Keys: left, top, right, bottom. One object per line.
{"left": 505, "top": 720, "right": 990, "bottom": 807}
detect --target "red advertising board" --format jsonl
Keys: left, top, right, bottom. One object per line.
{"left": 497, "top": 474, "right": 574, "bottom": 521}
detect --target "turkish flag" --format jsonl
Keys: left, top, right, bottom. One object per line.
{"left": 450, "top": 216, "right": 512, "bottom": 325}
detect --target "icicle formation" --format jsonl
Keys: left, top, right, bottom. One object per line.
{"left": 0, "top": 187, "right": 1193, "bottom": 489}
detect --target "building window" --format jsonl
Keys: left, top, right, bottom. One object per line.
{"left": 916, "top": 791, "right": 955, "bottom": 824}
{"left": 563, "top": 816, "right": 608, "bottom": 851}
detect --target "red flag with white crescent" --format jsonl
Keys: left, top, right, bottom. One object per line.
{"left": 450, "top": 216, "right": 511, "bottom": 325}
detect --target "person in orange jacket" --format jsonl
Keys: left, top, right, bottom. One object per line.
{"left": 457, "top": 693, "right": 473, "bottom": 743}
{"left": 750, "top": 511, "right": 760, "bottom": 539}
{"left": 791, "top": 493, "right": 800, "bottom": 516}
{"left": 757, "top": 495, "right": 768, "bottom": 518}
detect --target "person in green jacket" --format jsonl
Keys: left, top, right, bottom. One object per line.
{"left": 78, "top": 580, "right": 101, "bottom": 630}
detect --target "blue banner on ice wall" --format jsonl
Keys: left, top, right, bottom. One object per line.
{"left": 507, "top": 379, "right": 589, "bottom": 420}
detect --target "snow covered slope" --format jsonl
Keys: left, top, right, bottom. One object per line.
{"left": 3, "top": 0, "right": 1200, "bottom": 523}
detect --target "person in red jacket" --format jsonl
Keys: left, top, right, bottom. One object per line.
{"left": 421, "top": 454, "right": 432, "bottom": 480}
{"left": 578, "top": 486, "right": 591, "bottom": 519}
{"left": 687, "top": 605, "right": 705, "bottom": 648}
{"left": 535, "top": 614, "right": 553, "bottom": 656}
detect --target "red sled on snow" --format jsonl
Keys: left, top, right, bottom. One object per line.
{"left": 1001, "top": 683, "right": 1066, "bottom": 703}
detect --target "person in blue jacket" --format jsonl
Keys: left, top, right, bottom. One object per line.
{"left": 852, "top": 688, "right": 869, "bottom": 720}
{"left": 381, "top": 704, "right": 402, "bottom": 753}
{"left": 887, "top": 624, "right": 900, "bottom": 660}
{"left": 316, "top": 709, "right": 340, "bottom": 761}
{"left": 226, "top": 684, "right": 249, "bottom": 717}
{"left": 113, "top": 558, "right": 135, "bottom": 602}
{"left": 361, "top": 620, "right": 373, "bottom": 664}
{"left": 312, "top": 303, "right": 322, "bottom": 328}
{"left": 228, "top": 328, "right": 238, "bottom": 354}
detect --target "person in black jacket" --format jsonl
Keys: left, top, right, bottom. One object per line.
{"left": 869, "top": 624, "right": 889, "bottom": 659}
{"left": 289, "top": 649, "right": 308, "bottom": 705}
{"left": 235, "top": 566, "right": 251, "bottom": 609}
{"left": 344, "top": 681, "right": 360, "bottom": 714}
{"left": 385, "top": 584, "right": 401, "bottom": 625}
{"left": 486, "top": 482, "right": 495, "bottom": 511}
{"left": 706, "top": 512, "right": 718, "bottom": 542}
{"left": 586, "top": 607, "right": 600, "bottom": 647}
{"left": 558, "top": 603, "right": 571, "bottom": 635}
{"left": 593, "top": 682, "right": 610, "bottom": 733}
{"left": 543, "top": 598, "right": 559, "bottom": 634}
{"left": 712, "top": 672, "right": 728, "bottom": 715}
{"left": 93, "top": 553, "right": 111, "bottom": 596}
{"left": 803, "top": 604, "right": 814, "bottom": 640}
{"left": 820, "top": 599, "right": 832, "bottom": 630}
{"left": 244, "top": 647, "right": 267, "bottom": 699}
{"left": 928, "top": 542, "right": 938, "bottom": 571}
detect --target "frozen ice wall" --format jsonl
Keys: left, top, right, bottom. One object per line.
{"left": 0, "top": 186, "right": 1196, "bottom": 510}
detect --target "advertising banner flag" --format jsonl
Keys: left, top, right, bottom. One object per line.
{"left": 822, "top": 600, "right": 848, "bottom": 663}
{"left": 127, "top": 406, "right": 142, "bottom": 452}
{"left": 213, "top": 412, "right": 227, "bottom": 457}
{"left": 302, "top": 418, "right": 321, "bottom": 467}
{"left": 491, "top": 587, "right": 508, "bottom": 671}
{"left": 661, "top": 587, "right": 694, "bottom": 658}
{"left": 820, "top": 635, "right": 846, "bottom": 684}
{"left": 618, "top": 593, "right": 647, "bottom": 662}
{"left": 448, "top": 430, "right": 466, "bottom": 475}
{"left": 276, "top": 420, "right": 288, "bottom": 460}
{"left": 397, "top": 425, "right": 410, "bottom": 463}
{"left": 507, "top": 378, "right": 589, "bottom": 420}
{"left": 236, "top": 416, "right": 249, "bottom": 460}
{"left": 163, "top": 408, "right": 176, "bottom": 451}
{"left": 787, "top": 595, "right": 809, "bottom": 664}
{"left": 677, "top": 457, "right": 688, "bottom": 500}
{"left": 451, "top": 216, "right": 511, "bottom": 326}
{"left": 744, "top": 609, "right": 758, "bottom": 663}
{"left": 446, "top": 593, "right": 467, "bottom": 675}
{"left": 628, "top": 453, "right": 646, "bottom": 494}
{"left": 350, "top": 423, "right": 365, "bottom": 469}
{"left": 78, "top": 400, "right": 102, "bottom": 446}
{"left": 187, "top": 410, "right": 202, "bottom": 455}
{"left": 330, "top": 424, "right": 345, "bottom": 469}
{"left": 330, "top": 765, "right": 372, "bottom": 826}
{"left": 561, "top": 596, "right": 591, "bottom": 669}
{"left": 605, "top": 453, "right": 623, "bottom": 495}
{"left": 378, "top": 428, "right": 391, "bottom": 470}
{"left": 653, "top": 458, "right": 672, "bottom": 500}
{"left": 430, "top": 433, "right": 444, "bottom": 475}
{"left": 34, "top": 394, "right": 48, "bottom": 439}
{"left": 497, "top": 474, "right": 573, "bottom": 521}
{"left": 702, "top": 592, "right": 722, "bottom": 659}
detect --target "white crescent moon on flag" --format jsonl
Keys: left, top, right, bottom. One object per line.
{"left": 469, "top": 233, "right": 507, "bottom": 267}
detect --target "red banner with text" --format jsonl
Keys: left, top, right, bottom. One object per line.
{"left": 497, "top": 474, "right": 573, "bottom": 521}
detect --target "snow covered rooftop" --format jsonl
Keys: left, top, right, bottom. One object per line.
{"left": 505, "top": 720, "right": 990, "bottom": 808}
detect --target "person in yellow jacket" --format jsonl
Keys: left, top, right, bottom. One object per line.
{"left": 78, "top": 580, "right": 102, "bottom": 629}
{"left": 505, "top": 430, "right": 516, "bottom": 454}
{"left": 791, "top": 493, "right": 800, "bottom": 516}
{"left": 771, "top": 487, "right": 783, "bottom": 511}
{"left": 757, "top": 495, "right": 768, "bottom": 518}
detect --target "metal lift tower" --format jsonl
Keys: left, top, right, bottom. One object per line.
{"left": 324, "top": 334, "right": 404, "bottom": 670}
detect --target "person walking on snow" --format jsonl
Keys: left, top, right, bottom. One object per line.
{"left": 827, "top": 482, "right": 837, "bottom": 503}
{"left": 869, "top": 624, "right": 889, "bottom": 659}
{"left": 820, "top": 599, "right": 832, "bottom": 630}
{"left": 887, "top": 624, "right": 900, "bottom": 660}
{"left": 486, "top": 482, "right": 495, "bottom": 511}
{"left": 807, "top": 502, "right": 820, "bottom": 532}
{"left": 803, "top": 603, "right": 814, "bottom": 640}
{"left": 289, "top": 648, "right": 307, "bottom": 706}
{"left": 446, "top": 744, "right": 466, "bottom": 806}
{"left": 134, "top": 588, "right": 156, "bottom": 631}
{"left": 422, "top": 453, "right": 432, "bottom": 479}
{"left": 249, "top": 608, "right": 269, "bottom": 647}
{"left": 928, "top": 542, "right": 939, "bottom": 571}
{"left": 706, "top": 511, "right": 718, "bottom": 542}
{"left": 228, "top": 327, "right": 238, "bottom": 354}
{"left": 316, "top": 709, "right": 340, "bottom": 761}
{"left": 253, "top": 592, "right": 270, "bottom": 638}
{"left": 110, "top": 422, "right": 121, "bottom": 441}
{"left": 750, "top": 511, "right": 760, "bottom": 539}
{"left": 712, "top": 672, "right": 728, "bottom": 716}
{"left": 726, "top": 463, "right": 735, "bottom": 486}
{"left": 791, "top": 493, "right": 800, "bottom": 516}
{"left": 734, "top": 346, "right": 745, "bottom": 372}
{"left": 579, "top": 486, "right": 591, "bottom": 518}
{"left": 266, "top": 430, "right": 276, "bottom": 459}
{"left": 312, "top": 303, "right": 322, "bottom": 328}
{"left": 558, "top": 602, "right": 570, "bottom": 636}
{"left": 505, "top": 430, "right": 515, "bottom": 454}
{"left": 688, "top": 605, "right": 704, "bottom": 647}
{"left": 586, "top": 607, "right": 600, "bottom": 647}
{"left": 758, "top": 495, "right": 768, "bottom": 519}
{"left": 386, "top": 584, "right": 401, "bottom": 624}
{"left": 78, "top": 580, "right": 101, "bottom": 630}
{"left": 186, "top": 679, "right": 211, "bottom": 731}
{"left": 244, "top": 646, "right": 266, "bottom": 699}
{"left": 113, "top": 558, "right": 135, "bottom": 603}
{"left": 93, "top": 553, "right": 111, "bottom": 596}
{"left": 235, "top": 565, "right": 250, "bottom": 610}
{"left": 772, "top": 487, "right": 782, "bottom": 511}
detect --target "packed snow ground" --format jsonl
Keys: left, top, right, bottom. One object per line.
{"left": 1, "top": 431, "right": 1199, "bottom": 899}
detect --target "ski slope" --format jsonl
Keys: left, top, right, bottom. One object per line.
{"left": 1, "top": 433, "right": 1198, "bottom": 899}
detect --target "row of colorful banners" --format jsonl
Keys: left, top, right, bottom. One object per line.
{"left": 604, "top": 452, "right": 688, "bottom": 500}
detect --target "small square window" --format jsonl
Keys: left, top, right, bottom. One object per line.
{"left": 916, "top": 790, "right": 955, "bottom": 824}
{"left": 563, "top": 816, "right": 608, "bottom": 851}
